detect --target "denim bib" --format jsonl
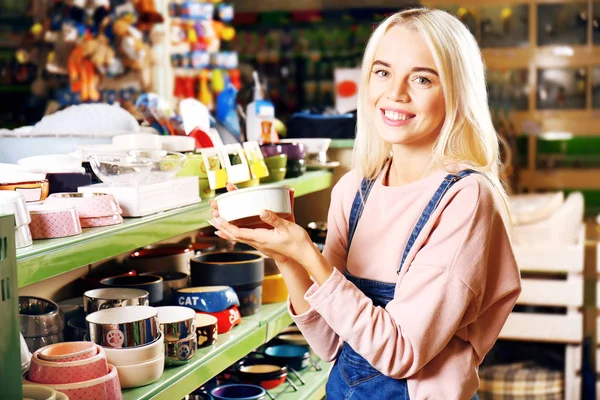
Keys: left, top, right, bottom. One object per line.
{"left": 325, "top": 169, "right": 479, "bottom": 400}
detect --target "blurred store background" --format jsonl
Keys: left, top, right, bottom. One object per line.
{"left": 2, "top": 1, "right": 600, "bottom": 399}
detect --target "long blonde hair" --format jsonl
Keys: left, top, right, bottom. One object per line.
{"left": 352, "top": 8, "right": 511, "bottom": 222}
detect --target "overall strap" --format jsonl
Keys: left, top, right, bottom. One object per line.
{"left": 347, "top": 177, "right": 377, "bottom": 253}
{"left": 397, "top": 169, "right": 478, "bottom": 274}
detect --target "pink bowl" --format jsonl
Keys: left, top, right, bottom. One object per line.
{"left": 44, "top": 193, "right": 122, "bottom": 218}
{"left": 28, "top": 205, "right": 82, "bottom": 239}
{"left": 37, "top": 342, "right": 98, "bottom": 363}
{"left": 80, "top": 214, "right": 123, "bottom": 228}
{"left": 29, "top": 345, "right": 108, "bottom": 384}
{"left": 24, "top": 363, "right": 122, "bottom": 400}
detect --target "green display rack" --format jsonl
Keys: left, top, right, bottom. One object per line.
{"left": 329, "top": 139, "right": 355, "bottom": 149}
{"left": 269, "top": 359, "right": 331, "bottom": 400}
{"left": 17, "top": 171, "right": 333, "bottom": 288}
{"left": 5, "top": 171, "right": 334, "bottom": 399}
{"left": 0, "top": 214, "right": 22, "bottom": 399}
{"left": 122, "top": 303, "right": 302, "bottom": 400}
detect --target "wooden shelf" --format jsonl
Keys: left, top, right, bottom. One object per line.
{"left": 519, "top": 168, "right": 600, "bottom": 189}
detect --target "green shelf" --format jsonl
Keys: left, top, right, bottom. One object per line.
{"left": 244, "top": 302, "right": 294, "bottom": 342}
{"left": 270, "top": 360, "right": 331, "bottom": 400}
{"left": 329, "top": 139, "right": 355, "bottom": 149}
{"left": 16, "top": 171, "right": 333, "bottom": 288}
{"left": 122, "top": 319, "right": 266, "bottom": 400}
{"left": 121, "top": 302, "right": 320, "bottom": 400}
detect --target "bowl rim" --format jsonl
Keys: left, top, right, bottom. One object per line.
{"left": 86, "top": 305, "right": 157, "bottom": 324}
{"left": 191, "top": 250, "right": 264, "bottom": 265}
{"left": 127, "top": 149, "right": 187, "bottom": 162}
{"left": 214, "top": 184, "right": 291, "bottom": 202}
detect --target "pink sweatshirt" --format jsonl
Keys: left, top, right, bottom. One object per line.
{"left": 290, "top": 166, "right": 521, "bottom": 399}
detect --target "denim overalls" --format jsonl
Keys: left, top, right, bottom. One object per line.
{"left": 325, "top": 170, "right": 480, "bottom": 400}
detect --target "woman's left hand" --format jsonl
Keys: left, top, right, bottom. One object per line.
{"left": 209, "top": 210, "right": 314, "bottom": 266}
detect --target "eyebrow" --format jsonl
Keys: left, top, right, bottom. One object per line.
{"left": 372, "top": 60, "right": 439, "bottom": 76}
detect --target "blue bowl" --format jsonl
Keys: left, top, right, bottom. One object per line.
{"left": 264, "top": 344, "right": 311, "bottom": 371}
{"left": 210, "top": 384, "right": 266, "bottom": 400}
{"left": 174, "top": 286, "right": 239, "bottom": 313}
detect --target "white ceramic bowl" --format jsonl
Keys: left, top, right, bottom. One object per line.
{"left": 279, "top": 138, "right": 331, "bottom": 154}
{"left": 102, "top": 332, "right": 164, "bottom": 366}
{"left": 159, "top": 135, "right": 196, "bottom": 152}
{"left": 18, "top": 154, "right": 84, "bottom": 174}
{"left": 0, "top": 191, "right": 30, "bottom": 227}
{"left": 215, "top": 185, "right": 292, "bottom": 227}
{"left": 114, "top": 353, "right": 165, "bottom": 389}
{"left": 112, "top": 133, "right": 162, "bottom": 150}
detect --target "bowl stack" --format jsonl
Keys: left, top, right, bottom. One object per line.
{"left": 44, "top": 192, "right": 123, "bottom": 228}
{"left": 22, "top": 342, "right": 122, "bottom": 400}
{"left": 176, "top": 153, "right": 217, "bottom": 200}
{"left": 280, "top": 138, "right": 332, "bottom": 169}
{"left": 0, "top": 191, "right": 32, "bottom": 248}
{"left": 19, "top": 297, "right": 65, "bottom": 352}
{"left": 190, "top": 251, "right": 264, "bottom": 317}
{"left": 259, "top": 145, "right": 287, "bottom": 183}
{"left": 174, "top": 286, "right": 239, "bottom": 335}
{"left": 156, "top": 306, "right": 198, "bottom": 366}
{"left": 86, "top": 306, "right": 164, "bottom": 389}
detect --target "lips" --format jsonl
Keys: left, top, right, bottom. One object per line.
{"left": 381, "top": 108, "right": 416, "bottom": 121}
{"left": 380, "top": 108, "right": 415, "bottom": 126}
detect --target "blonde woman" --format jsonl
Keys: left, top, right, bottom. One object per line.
{"left": 210, "top": 8, "right": 521, "bottom": 399}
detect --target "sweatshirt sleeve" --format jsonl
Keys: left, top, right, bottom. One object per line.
{"left": 304, "top": 177, "right": 521, "bottom": 378}
{"left": 289, "top": 172, "right": 356, "bottom": 362}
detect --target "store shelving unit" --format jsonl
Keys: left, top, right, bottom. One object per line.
{"left": 16, "top": 170, "right": 332, "bottom": 288}
{"left": 122, "top": 303, "right": 302, "bottom": 400}
{"left": 268, "top": 360, "right": 331, "bottom": 400}
{"left": 0, "top": 214, "right": 21, "bottom": 398}
{"left": 4, "top": 170, "right": 333, "bottom": 399}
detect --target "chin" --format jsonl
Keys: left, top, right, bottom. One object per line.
{"left": 375, "top": 125, "right": 413, "bottom": 145}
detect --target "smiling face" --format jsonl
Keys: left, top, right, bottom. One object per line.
{"left": 367, "top": 25, "right": 446, "bottom": 149}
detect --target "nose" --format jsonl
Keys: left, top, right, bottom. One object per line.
{"left": 386, "top": 77, "right": 410, "bottom": 102}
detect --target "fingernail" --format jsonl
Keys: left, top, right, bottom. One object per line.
{"left": 207, "top": 219, "right": 216, "bottom": 227}
{"left": 216, "top": 217, "right": 228, "bottom": 225}
{"left": 260, "top": 210, "right": 270, "bottom": 220}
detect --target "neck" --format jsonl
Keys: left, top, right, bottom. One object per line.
{"left": 387, "top": 143, "right": 438, "bottom": 186}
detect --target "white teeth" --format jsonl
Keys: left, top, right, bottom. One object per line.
{"left": 384, "top": 110, "right": 410, "bottom": 121}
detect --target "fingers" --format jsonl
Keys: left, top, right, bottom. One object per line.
{"left": 209, "top": 200, "right": 220, "bottom": 218}
{"left": 260, "top": 210, "right": 290, "bottom": 230}
{"left": 210, "top": 217, "right": 259, "bottom": 243}
{"left": 226, "top": 182, "right": 237, "bottom": 192}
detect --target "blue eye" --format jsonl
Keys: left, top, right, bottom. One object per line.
{"left": 414, "top": 75, "right": 432, "bottom": 85}
{"left": 373, "top": 69, "right": 389, "bottom": 78}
